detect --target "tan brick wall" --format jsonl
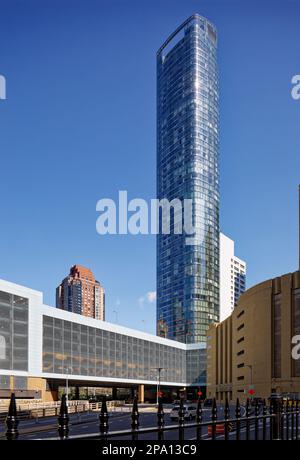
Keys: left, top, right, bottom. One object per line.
{"left": 207, "top": 270, "right": 300, "bottom": 403}
{"left": 27, "top": 377, "right": 57, "bottom": 402}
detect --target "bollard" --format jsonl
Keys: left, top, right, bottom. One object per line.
{"left": 99, "top": 396, "right": 109, "bottom": 439}
{"left": 270, "top": 393, "right": 282, "bottom": 440}
{"left": 131, "top": 396, "right": 139, "bottom": 441}
{"left": 6, "top": 393, "right": 19, "bottom": 440}
{"left": 58, "top": 394, "right": 69, "bottom": 440}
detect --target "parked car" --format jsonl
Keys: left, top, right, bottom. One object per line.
{"left": 170, "top": 404, "right": 197, "bottom": 421}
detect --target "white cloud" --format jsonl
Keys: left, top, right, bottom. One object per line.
{"left": 146, "top": 291, "right": 156, "bottom": 303}
{"left": 138, "top": 291, "right": 156, "bottom": 310}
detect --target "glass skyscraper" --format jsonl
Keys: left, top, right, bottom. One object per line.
{"left": 157, "top": 14, "right": 219, "bottom": 344}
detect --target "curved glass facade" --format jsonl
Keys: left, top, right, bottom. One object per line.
{"left": 157, "top": 14, "right": 219, "bottom": 343}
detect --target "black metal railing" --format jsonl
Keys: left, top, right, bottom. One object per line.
{"left": 2, "top": 392, "right": 300, "bottom": 441}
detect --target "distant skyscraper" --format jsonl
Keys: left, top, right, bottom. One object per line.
{"left": 219, "top": 233, "right": 246, "bottom": 321}
{"left": 56, "top": 265, "right": 105, "bottom": 321}
{"left": 157, "top": 14, "right": 219, "bottom": 343}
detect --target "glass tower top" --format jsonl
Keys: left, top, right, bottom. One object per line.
{"left": 156, "top": 14, "right": 220, "bottom": 344}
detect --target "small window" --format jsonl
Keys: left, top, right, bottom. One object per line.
{"left": 237, "top": 323, "right": 244, "bottom": 331}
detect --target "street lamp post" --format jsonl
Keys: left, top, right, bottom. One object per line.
{"left": 151, "top": 367, "right": 164, "bottom": 405}
{"left": 65, "top": 366, "right": 72, "bottom": 406}
{"left": 66, "top": 372, "right": 69, "bottom": 406}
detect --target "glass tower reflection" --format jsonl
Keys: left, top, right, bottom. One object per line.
{"left": 157, "top": 14, "right": 219, "bottom": 343}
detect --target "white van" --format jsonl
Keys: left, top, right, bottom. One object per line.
{"left": 170, "top": 404, "right": 197, "bottom": 421}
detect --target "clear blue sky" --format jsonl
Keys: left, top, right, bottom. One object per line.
{"left": 0, "top": 0, "right": 299, "bottom": 333}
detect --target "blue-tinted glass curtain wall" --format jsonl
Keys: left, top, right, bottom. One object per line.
{"left": 157, "top": 15, "right": 219, "bottom": 343}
